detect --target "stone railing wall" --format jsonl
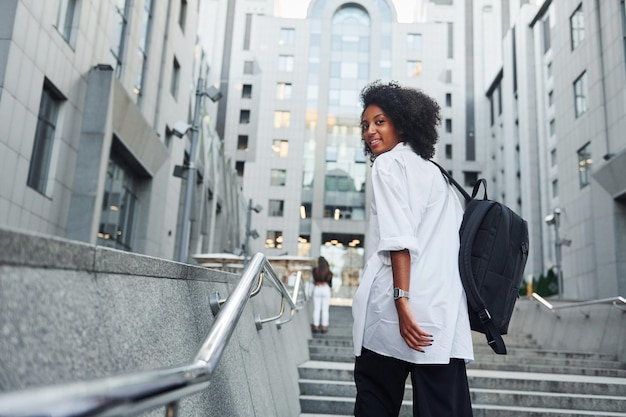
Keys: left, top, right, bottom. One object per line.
{"left": 0, "top": 227, "right": 312, "bottom": 416}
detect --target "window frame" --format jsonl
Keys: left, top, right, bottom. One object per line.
{"left": 270, "top": 168, "right": 287, "bottom": 186}
{"left": 27, "top": 79, "right": 65, "bottom": 195}
{"left": 577, "top": 142, "right": 592, "bottom": 188}
{"left": 55, "top": 0, "right": 78, "bottom": 44}
{"left": 570, "top": 4, "right": 585, "bottom": 50}
{"left": 170, "top": 56, "right": 180, "bottom": 99}
{"left": 574, "top": 71, "right": 588, "bottom": 118}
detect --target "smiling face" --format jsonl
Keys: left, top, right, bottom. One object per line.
{"left": 361, "top": 104, "right": 401, "bottom": 156}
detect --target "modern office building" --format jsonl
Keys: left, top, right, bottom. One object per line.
{"left": 481, "top": 0, "right": 626, "bottom": 299}
{"left": 217, "top": 0, "right": 477, "bottom": 294}
{"left": 2, "top": 0, "right": 623, "bottom": 301}
{"left": 0, "top": 0, "right": 244, "bottom": 261}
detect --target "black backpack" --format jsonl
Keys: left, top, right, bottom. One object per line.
{"left": 433, "top": 162, "right": 529, "bottom": 354}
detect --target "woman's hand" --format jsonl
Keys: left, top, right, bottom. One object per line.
{"left": 395, "top": 298, "right": 433, "bottom": 352}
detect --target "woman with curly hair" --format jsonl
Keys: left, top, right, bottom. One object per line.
{"left": 352, "top": 81, "right": 474, "bottom": 417}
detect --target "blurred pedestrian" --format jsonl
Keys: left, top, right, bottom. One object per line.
{"left": 312, "top": 256, "right": 332, "bottom": 334}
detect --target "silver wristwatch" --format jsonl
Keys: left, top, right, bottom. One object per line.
{"left": 393, "top": 288, "right": 410, "bottom": 300}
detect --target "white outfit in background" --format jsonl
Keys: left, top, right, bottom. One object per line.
{"left": 352, "top": 143, "right": 474, "bottom": 364}
{"left": 313, "top": 284, "right": 331, "bottom": 327}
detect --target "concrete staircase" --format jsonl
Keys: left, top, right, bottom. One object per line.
{"left": 299, "top": 305, "right": 626, "bottom": 417}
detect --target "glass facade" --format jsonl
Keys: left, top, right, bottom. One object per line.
{"left": 301, "top": 1, "right": 393, "bottom": 296}
{"left": 324, "top": 6, "right": 370, "bottom": 222}
{"left": 28, "top": 81, "right": 62, "bottom": 195}
{"left": 98, "top": 153, "right": 138, "bottom": 251}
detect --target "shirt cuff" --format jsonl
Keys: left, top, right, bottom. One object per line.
{"left": 377, "top": 236, "right": 420, "bottom": 265}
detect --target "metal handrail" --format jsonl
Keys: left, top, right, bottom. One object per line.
{"left": 0, "top": 253, "right": 306, "bottom": 417}
{"left": 531, "top": 292, "right": 626, "bottom": 317}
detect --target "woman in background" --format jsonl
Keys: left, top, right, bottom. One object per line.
{"left": 312, "top": 256, "right": 332, "bottom": 334}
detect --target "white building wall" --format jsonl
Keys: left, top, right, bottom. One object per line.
{"left": 0, "top": 0, "right": 244, "bottom": 261}
{"left": 482, "top": 0, "right": 626, "bottom": 299}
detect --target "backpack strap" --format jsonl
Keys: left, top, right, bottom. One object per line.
{"left": 459, "top": 201, "right": 507, "bottom": 354}
{"left": 431, "top": 160, "right": 506, "bottom": 354}
{"left": 431, "top": 161, "right": 489, "bottom": 201}
{"left": 430, "top": 161, "right": 471, "bottom": 202}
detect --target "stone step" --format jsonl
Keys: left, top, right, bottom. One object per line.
{"left": 300, "top": 414, "right": 349, "bottom": 417}
{"left": 301, "top": 306, "right": 626, "bottom": 416}
{"left": 299, "top": 366, "right": 626, "bottom": 416}
{"left": 299, "top": 380, "right": 626, "bottom": 413}
{"left": 299, "top": 362, "right": 626, "bottom": 396}
{"left": 473, "top": 346, "right": 619, "bottom": 362}
{"left": 469, "top": 362, "right": 626, "bottom": 378}
{"left": 471, "top": 388, "right": 626, "bottom": 413}
{"left": 471, "top": 405, "right": 626, "bottom": 417}
{"left": 310, "top": 344, "right": 622, "bottom": 369}
{"left": 467, "top": 370, "right": 626, "bottom": 396}
{"left": 308, "top": 346, "right": 626, "bottom": 377}
{"left": 300, "top": 396, "right": 626, "bottom": 417}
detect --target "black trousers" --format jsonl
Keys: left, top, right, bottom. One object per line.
{"left": 354, "top": 347, "right": 473, "bottom": 417}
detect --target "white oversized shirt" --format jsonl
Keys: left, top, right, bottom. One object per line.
{"left": 352, "top": 143, "right": 474, "bottom": 364}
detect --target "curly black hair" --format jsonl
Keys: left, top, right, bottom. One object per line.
{"left": 360, "top": 80, "right": 441, "bottom": 161}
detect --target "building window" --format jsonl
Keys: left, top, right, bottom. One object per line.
{"left": 445, "top": 93, "right": 452, "bottom": 107}
{"left": 407, "top": 33, "right": 422, "bottom": 51}
{"left": 278, "top": 55, "right": 294, "bottom": 72}
{"left": 546, "top": 62, "right": 553, "bottom": 78}
{"left": 170, "top": 57, "right": 180, "bottom": 98}
{"left": 268, "top": 200, "right": 284, "bottom": 217}
{"left": 552, "top": 178, "right": 559, "bottom": 197}
{"left": 274, "top": 110, "right": 290, "bottom": 128}
{"left": 489, "top": 95, "right": 494, "bottom": 126}
{"left": 445, "top": 118, "right": 452, "bottom": 133}
{"left": 574, "top": 71, "right": 588, "bottom": 117}
{"left": 55, "top": 0, "right": 77, "bottom": 43}
{"left": 570, "top": 4, "right": 585, "bottom": 50}
{"left": 550, "top": 148, "right": 557, "bottom": 167}
{"left": 276, "top": 82, "right": 292, "bottom": 100}
{"left": 577, "top": 142, "right": 592, "bottom": 188}
{"left": 237, "top": 135, "right": 248, "bottom": 151}
{"left": 236, "top": 161, "right": 245, "bottom": 177}
{"left": 280, "top": 28, "right": 295, "bottom": 45}
{"left": 463, "top": 171, "right": 478, "bottom": 188}
{"left": 98, "top": 152, "right": 139, "bottom": 252}
{"left": 134, "top": 0, "right": 153, "bottom": 105}
{"left": 324, "top": 205, "right": 355, "bottom": 220}
{"left": 548, "top": 90, "right": 553, "bottom": 107}
{"left": 110, "top": 0, "right": 129, "bottom": 77}
{"left": 300, "top": 203, "right": 311, "bottom": 219}
{"left": 243, "top": 14, "right": 252, "bottom": 50}
{"left": 542, "top": 16, "right": 551, "bottom": 53}
{"left": 242, "top": 84, "right": 252, "bottom": 98}
{"left": 178, "top": 0, "right": 187, "bottom": 31}
{"left": 239, "top": 110, "right": 250, "bottom": 124}
{"left": 265, "top": 230, "right": 283, "bottom": 249}
{"left": 406, "top": 60, "right": 422, "bottom": 77}
{"left": 272, "top": 139, "right": 289, "bottom": 157}
{"left": 27, "top": 80, "right": 65, "bottom": 194}
{"left": 270, "top": 169, "right": 287, "bottom": 186}
{"left": 497, "top": 85, "right": 502, "bottom": 115}
{"left": 445, "top": 144, "right": 452, "bottom": 159}
{"left": 243, "top": 61, "right": 254, "bottom": 75}
{"left": 549, "top": 119, "right": 556, "bottom": 136}
{"left": 447, "top": 22, "right": 454, "bottom": 59}
{"left": 445, "top": 69, "right": 452, "bottom": 84}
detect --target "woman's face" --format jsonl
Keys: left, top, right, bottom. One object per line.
{"left": 361, "top": 104, "right": 401, "bottom": 156}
